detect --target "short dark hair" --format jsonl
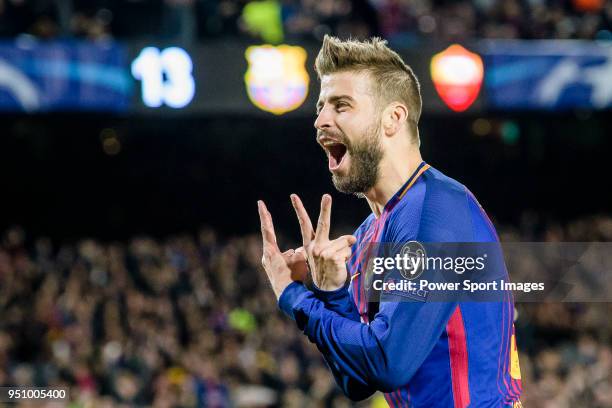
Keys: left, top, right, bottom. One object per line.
{"left": 315, "top": 35, "right": 422, "bottom": 144}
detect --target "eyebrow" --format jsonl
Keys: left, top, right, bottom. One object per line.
{"left": 316, "top": 95, "right": 355, "bottom": 112}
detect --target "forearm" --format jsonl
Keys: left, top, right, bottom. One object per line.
{"left": 305, "top": 284, "right": 373, "bottom": 399}
{"left": 279, "top": 282, "right": 456, "bottom": 392}
{"left": 279, "top": 283, "right": 376, "bottom": 397}
{"left": 322, "top": 352, "right": 377, "bottom": 400}
{"left": 309, "top": 281, "right": 360, "bottom": 322}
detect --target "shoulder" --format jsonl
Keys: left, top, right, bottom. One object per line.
{"left": 418, "top": 166, "right": 498, "bottom": 242}
{"left": 421, "top": 166, "right": 468, "bottom": 202}
{"left": 383, "top": 166, "right": 468, "bottom": 242}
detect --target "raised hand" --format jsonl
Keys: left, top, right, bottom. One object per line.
{"left": 258, "top": 201, "right": 307, "bottom": 299}
{"left": 291, "top": 194, "right": 356, "bottom": 291}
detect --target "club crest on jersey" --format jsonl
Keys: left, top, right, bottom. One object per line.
{"left": 244, "top": 45, "right": 309, "bottom": 115}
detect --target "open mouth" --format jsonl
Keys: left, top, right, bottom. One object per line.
{"left": 325, "top": 142, "right": 348, "bottom": 171}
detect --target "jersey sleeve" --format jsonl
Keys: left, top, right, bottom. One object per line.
{"left": 282, "top": 283, "right": 376, "bottom": 400}
{"left": 310, "top": 283, "right": 360, "bottom": 321}
{"left": 279, "top": 281, "right": 458, "bottom": 393}
{"left": 303, "top": 270, "right": 374, "bottom": 399}
{"left": 283, "top": 223, "right": 371, "bottom": 397}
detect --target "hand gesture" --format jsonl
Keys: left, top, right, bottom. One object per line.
{"left": 258, "top": 201, "right": 308, "bottom": 299}
{"left": 291, "top": 194, "right": 356, "bottom": 291}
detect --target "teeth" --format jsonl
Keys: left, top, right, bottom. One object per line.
{"left": 323, "top": 141, "right": 341, "bottom": 147}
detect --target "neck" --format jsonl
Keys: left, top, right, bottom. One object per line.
{"left": 364, "top": 148, "right": 423, "bottom": 217}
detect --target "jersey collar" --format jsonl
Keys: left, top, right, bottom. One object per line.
{"left": 382, "top": 161, "right": 430, "bottom": 214}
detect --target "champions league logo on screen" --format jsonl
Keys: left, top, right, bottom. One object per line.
{"left": 363, "top": 241, "right": 426, "bottom": 293}
{"left": 397, "top": 241, "right": 426, "bottom": 280}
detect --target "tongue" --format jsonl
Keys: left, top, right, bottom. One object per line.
{"left": 328, "top": 153, "right": 339, "bottom": 170}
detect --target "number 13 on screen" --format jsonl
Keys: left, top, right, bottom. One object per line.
{"left": 131, "top": 47, "right": 195, "bottom": 109}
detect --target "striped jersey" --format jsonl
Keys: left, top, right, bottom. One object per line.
{"left": 279, "top": 162, "right": 522, "bottom": 407}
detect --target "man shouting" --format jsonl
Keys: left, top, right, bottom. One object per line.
{"left": 257, "top": 35, "right": 522, "bottom": 407}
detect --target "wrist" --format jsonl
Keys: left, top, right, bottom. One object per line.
{"left": 277, "top": 281, "right": 309, "bottom": 320}
{"left": 273, "top": 275, "right": 295, "bottom": 299}
{"left": 314, "top": 278, "right": 345, "bottom": 292}
{"left": 312, "top": 280, "right": 348, "bottom": 294}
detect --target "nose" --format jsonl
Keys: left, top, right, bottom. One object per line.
{"left": 314, "top": 105, "right": 333, "bottom": 132}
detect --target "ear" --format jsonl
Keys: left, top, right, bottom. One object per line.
{"left": 382, "top": 102, "right": 408, "bottom": 137}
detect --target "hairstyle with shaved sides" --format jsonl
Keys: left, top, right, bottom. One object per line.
{"left": 314, "top": 35, "right": 422, "bottom": 145}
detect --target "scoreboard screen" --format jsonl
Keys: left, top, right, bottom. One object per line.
{"left": 0, "top": 39, "right": 610, "bottom": 115}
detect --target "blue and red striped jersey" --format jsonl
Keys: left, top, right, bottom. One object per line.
{"left": 279, "top": 162, "right": 523, "bottom": 407}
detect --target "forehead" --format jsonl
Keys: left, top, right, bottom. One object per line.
{"left": 317, "top": 71, "right": 374, "bottom": 104}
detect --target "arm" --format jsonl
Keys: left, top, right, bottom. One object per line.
{"left": 320, "top": 348, "right": 378, "bottom": 400}
{"left": 310, "top": 281, "right": 360, "bottom": 320}
{"left": 311, "top": 283, "right": 377, "bottom": 400}
{"left": 301, "top": 214, "right": 375, "bottom": 399}
{"left": 282, "top": 194, "right": 456, "bottom": 396}
{"left": 279, "top": 281, "right": 457, "bottom": 393}
{"left": 260, "top": 195, "right": 452, "bottom": 398}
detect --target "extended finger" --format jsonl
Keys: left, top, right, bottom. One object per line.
{"left": 258, "top": 200, "right": 278, "bottom": 249}
{"left": 314, "top": 194, "right": 332, "bottom": 243}
{"left": 282, "top": 249, "right": 295, "bottom": 258}
{"left": 290, "top": 194, "right": 315, "bottom": 246}
{"left": 326, "top": 235, "right": 357, "bottom": 253}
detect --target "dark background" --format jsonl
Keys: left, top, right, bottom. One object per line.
{"left": 1, "top": 111, "right": 610, "bottom": 241}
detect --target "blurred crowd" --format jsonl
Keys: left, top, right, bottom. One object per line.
{"left": 0, "top": 214, "right": 611, "bottom": 407}
{"left": 0, "top": 0, "right": 610, "bottom": 44}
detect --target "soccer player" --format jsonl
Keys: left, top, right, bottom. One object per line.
{"left": 257, "top": 35, "right": 522, "bottom": 407}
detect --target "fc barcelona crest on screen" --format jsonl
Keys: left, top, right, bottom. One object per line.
{"left": 244, "top": 45, "right": 310, "bottom": 115}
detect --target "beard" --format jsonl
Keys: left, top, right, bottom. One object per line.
{"left": 331, "top": 121, "right": 384, "bottom": 196}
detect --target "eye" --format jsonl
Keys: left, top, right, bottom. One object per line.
{"left": 335, "top": 102, "right": 349, "bottom": 112}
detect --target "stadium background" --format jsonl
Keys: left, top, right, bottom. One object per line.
{"left": 0, "top": 0, "right": 611, "bottom": 407}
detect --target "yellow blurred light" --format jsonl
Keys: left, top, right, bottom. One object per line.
{"left": 100, "top": 128, "right": 116, "bottom": 141}
{"left": 102, "top": 137, "right": 121, "bottom": 155}
{"left": 472, "top": 118, "right": 492, "bottom": 136}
